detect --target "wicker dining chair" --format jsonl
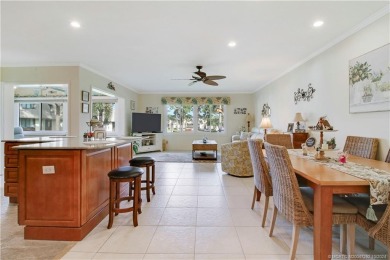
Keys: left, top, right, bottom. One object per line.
{"left": 343, "top": 136, "right": 379, "bottom": 160}
{"left": 385, "top": 149, "right": 390, "bottom": 163}
{"left": 345, "top": 193, "right": 389, "bottom": 257}
{"left": 264, "top": 134, "right": 293, "bottom": 149}
{"left": 264, "top": 142, "right": 358, "bottom": 259}
{"left": 248, "top": 139, "right": 273, "bottom": 227}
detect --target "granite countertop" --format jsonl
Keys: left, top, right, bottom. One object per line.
{"left": 3, "top": 136, "right": 142, "bottom": 150}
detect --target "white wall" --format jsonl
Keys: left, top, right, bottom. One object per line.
{"left": 254, "top": 15, "right": 390, "bottom": 160}
{"left": 79, "top": 67, "right": 138, "bottom": 136}
{"left": 138, "top": 93, "right": 254, "bottom": 151}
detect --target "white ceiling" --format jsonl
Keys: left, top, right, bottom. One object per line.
{"left": 1, "top": 1, "right": 389, "bottom": 94}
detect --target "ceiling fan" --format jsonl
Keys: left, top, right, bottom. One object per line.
{"left": 173, "top": 66, "right": 226, "bottom": 86}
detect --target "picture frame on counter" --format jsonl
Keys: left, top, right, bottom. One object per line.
{"left": 287, "top": 123, "right": 294, "bottom": 133}
{"left": 82, "top": 91, "right": 89, "bottom": 102}
{"left": 82, "top": 103, "right": 89, "bottom": 113}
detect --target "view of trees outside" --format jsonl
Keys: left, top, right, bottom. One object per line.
{"left": 197, "top": 105, "right": 224, "bottom": 132}
{"left": 92, "top": 102, "right": 115, "bottom": 132}
{"left": 166, "top": 105, "right": 194, "bottom": 132}
{"left": 166, "top": 104, "right": 224, "bottom": 133}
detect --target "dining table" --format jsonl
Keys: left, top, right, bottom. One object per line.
{"left": 288, "top": 150, "right": 390, "bottom": 260}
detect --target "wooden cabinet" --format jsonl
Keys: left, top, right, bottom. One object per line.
{"left": 17, "top": 143, "right": 133, "bottom": 241}
{"left": 3, "top": 141, "right": 42, "bottom": 203}
{"left": 293, "top": 132, "right": 309, "bottom": 149}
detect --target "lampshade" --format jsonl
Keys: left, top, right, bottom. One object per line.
{"left": 293, "top": 112, "right": 304, "bottom": 122}
{"left": 259, "top": 117, "right": 272, "bottom": 129}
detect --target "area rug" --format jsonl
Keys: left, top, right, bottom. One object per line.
{"left": 135, "top": 151, "right": 221, "bottom": 163}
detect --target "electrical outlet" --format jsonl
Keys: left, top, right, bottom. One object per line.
{"left": 42, "top": 166, "right": 55, "bottom": 174}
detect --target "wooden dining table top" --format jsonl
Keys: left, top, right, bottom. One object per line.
{"left": 288, "top": 150, "right": 390, "bottom": 188}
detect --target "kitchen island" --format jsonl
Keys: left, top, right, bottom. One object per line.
{"left": 3, "top": 137, "right": 138, "bottom": 241}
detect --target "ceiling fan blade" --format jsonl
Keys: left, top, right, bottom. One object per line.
{"left": 172, "top": 79, "right": 195, "bottom": 80}
{"left": 203, "top": 80, "right": 218, "bottom": 86}
{"left": 188, "top": 81, "right": 198, "bottom": 86}
{"left": 205, "top": 75, "right": 226, "bottom": 80}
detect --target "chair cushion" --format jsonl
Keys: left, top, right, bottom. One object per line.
{"left": 129, "top": 156, "right": 155, "bottom": 166}
{"left": 108, "top": 166, "right": 144, "bottom": 179}
{"left": 300, "top": 187, "right": 358, "bottom": 214}
{"left": 344, "top": 194, "right": 387, "bottom": 222}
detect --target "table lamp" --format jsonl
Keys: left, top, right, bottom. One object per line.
{"left": 245, "top": 113, "right": 253, "bottom": 132}
{"left": 260, "top": 117, "right": 272, "bottom": 134}
{"left": 293, "top": 112, "right": 304, "bottom": 132}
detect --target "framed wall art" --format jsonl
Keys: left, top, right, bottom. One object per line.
{"left": 130, "top": 100, "right": 135, "bottom": 110}
{"left": 82, "top": 103, "right": 89, "bottom": 113}
{"left": 349, "top": 44, "right": 390, "bottom": 113}
{"left": 82, "top": 91, "right": 89, "bottom": 102}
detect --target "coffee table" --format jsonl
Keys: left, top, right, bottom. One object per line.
{"left": 192, "top": 140, "right": 218, "bottom": 160}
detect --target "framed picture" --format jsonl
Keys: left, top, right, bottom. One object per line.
{"left": 130, "top": 100, "right": 135, "bottom": 110}
{"left": 287, "top": 123, "right": 294, "bottom": 133}
{"left": 82, "top": 103, "right": 89, "bottom": 113}
{"left": 146, "top": 107, "right": 159, "bottom": 114}
{"left": 82, "top": 91, "right": 89, "bottom": 102}
{"left": 349, "top": 43, "right": 390, "bottom": 113}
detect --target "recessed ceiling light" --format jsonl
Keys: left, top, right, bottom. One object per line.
{"left": 70, "top": 21, "right": 81, "bottom": 28}
{"left": 228, "top": 41, "right": 236, "bottom": 47}
{"left": 313, "top": 20, "right": 324, "bottom": 27}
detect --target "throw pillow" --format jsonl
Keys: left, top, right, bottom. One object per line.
{"left": 240, "top": 132, "right": 250, "bottom": 140}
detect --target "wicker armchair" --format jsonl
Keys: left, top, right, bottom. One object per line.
{"left": 264, "top": 134, "right": 293, "bottom": 149}
{"left": 343, "top": 136, "right": 379, "bottom": 160}
{"left": 248, "top": 139, "right": 273, "bottom": 227}
{"left": 264, "top": 142, "right": 358, "bottom": 259}
{"left": 221, "top": 140, "right": 254, "bottom": 177}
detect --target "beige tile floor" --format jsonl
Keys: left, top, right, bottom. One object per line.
{"left": 1, "top": 162, "right": 388, "bottom": 259}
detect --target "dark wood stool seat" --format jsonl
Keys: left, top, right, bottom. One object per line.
{"left": 107, "top": 166, "right": 144, "bottom": 229}
{"left": 129, "top": 157, "right": 156, "bottom": 202}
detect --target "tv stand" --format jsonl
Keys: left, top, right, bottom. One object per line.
{"left": 132, "top": 133, "right": 162, "bottom": 153}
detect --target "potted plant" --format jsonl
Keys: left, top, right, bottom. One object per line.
{"left": 132, "top": 141, "right": 140, "bottom": 154}
{"left": 326, "top": 138, "right": 336, "bottom": 150}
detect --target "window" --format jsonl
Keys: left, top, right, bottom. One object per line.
{"left": 19, "top": 102, "right": 64, "bottom": 131}
{"left": 166, "top": 105, "right": 194, "bottom": 133}
{"left": 14, "top": 84, "right": 68, "bottom": 135}
{"left": 197, "top": 104, "right": 224, "bottom": 132}
{"left": 165, "top": 104, "right": 225, "bottom": 133}
{"left": 91, "top": 89, "right": 118, "bottom": 134}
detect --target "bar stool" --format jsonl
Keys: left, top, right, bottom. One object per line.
{"left": 129, "top": 157, "right": 156, "bottom": 202}
{"left": 107, "top": 166, "right": 144, "bottom": 229}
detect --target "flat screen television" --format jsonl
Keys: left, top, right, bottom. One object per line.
{"left": 132, "top": 113, "right": 162, "bottom": 133}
